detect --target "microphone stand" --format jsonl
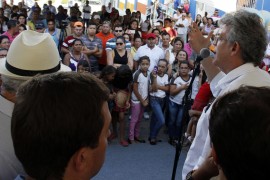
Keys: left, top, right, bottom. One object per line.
{"left": 171, "top": 59, "right": 202, "bottom": 180}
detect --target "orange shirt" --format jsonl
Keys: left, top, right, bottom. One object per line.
{"left": 96, "top": 32, "right": 115, "bottom": 65}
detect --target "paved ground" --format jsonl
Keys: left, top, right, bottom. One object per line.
{"left": 93, "top": 115, "right": 189, "bottom": 180}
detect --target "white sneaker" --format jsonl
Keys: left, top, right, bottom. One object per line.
{"left": 143, "top": 112, "right": 150, "bottom": 119}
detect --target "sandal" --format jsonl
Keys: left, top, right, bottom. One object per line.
{"left": 134, "top": 137, "right": 146, "bottom": 143}
{"left": 127, "top": 139, "right": 135, "bottom": 144}
{"left": 120, "top": 140, "right": 129, "bottom": 147}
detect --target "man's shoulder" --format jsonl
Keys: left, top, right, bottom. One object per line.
{"left": 64, "top": 35, "right": 75, "bottom": 40}
{"left": 154, "top": 45, "right": 164, "bottom": 52}
{"left": 137, "top": 44, "right": 148, "bottom": 51}
{"left": 107, "top": 37, "right": 116, "bottom": 42}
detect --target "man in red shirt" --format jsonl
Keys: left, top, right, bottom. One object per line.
{"left": 162, "top": 18, "right": 177, "bottom": 41}
{"left": 61, "top": 21, "right": 84, "bottom": 54}
{"left": 96, "top": 21, "right": 114, "bottom": 70}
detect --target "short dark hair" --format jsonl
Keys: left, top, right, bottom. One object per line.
{"left": 113, "top": 24, "right": 123, "bottom": 30}
{"left": 157, "top": 20, "right": 163, "bottom": 25}
{"left": 209, "top": 86, "right": 270, "bottom": 180}
{"left": 7, "top": 20, "right": 18, "bottom": 29}
{"left": 161, "top": 31, "right": 170, "bottom": 37}
{"left": 47, "top": 19, "right": 55, "bottom": 25}
{"left": 138, "top": 55, "right": 150, "bottom": 64}
{"left": 11, "top": 72, "right": 109, "bottom": 179}
{"left": 152, "top": 28, "right": 160, "bottom": 34}
{"left": 134, "top": 36, "right": 142, "bottom": 42}
{"left": 100, "top": 65, "right": 116, "bottom": 79}
{"left": 11, "top": 13, "right": 18, "bottom": 19}
{"left": 0, "top": 35, "right": 9, "bottom": 44}
{"left": 158, "top": 59, "right": 168, "bottom": 66}
{"left": 164, "top": 18, "right": 172, "bottom": 23}
{"left": 88, "top": 22, "right": 97, "bottom": 28}
{"left": 179, "top": 60, "right": 189, "bottom": 68}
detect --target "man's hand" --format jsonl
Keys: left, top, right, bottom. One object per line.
{"left": 191, "top": 151, "right": 219, "bottom": 180}
{"left": 188, "top": 22, "right": 213, "bottom": 54}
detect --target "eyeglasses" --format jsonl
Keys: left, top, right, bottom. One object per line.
{"left": 115, "top": 30, "right": 122, "bottom": 32}
{"left": 213, "top": 33, "right": 228, "bottom": 45}
{"left": 116, "top": 42, "right": 123, "bottom": 45}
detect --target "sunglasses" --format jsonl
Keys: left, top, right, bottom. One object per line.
{"left": 115, "top": 30, "right": 123, "bottom": 32}
{"left": 116, "top": 42, "right": 123, "bottom": 45}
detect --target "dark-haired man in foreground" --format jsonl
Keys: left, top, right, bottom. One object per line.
{"left": 209, "top": 86, "right": 270, "bottom": 180}
{"left": 12, "top": 72, "right": 111, "bottom": 180}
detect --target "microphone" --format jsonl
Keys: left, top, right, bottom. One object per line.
{"left": 195, "top": 48, "right": 211, "bottom": 62}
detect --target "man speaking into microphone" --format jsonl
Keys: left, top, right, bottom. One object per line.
{"left": 182, "top": 10, "right": 270, "bottom": 180}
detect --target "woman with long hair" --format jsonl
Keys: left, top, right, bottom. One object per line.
{"left": 171, "top": 49, "right": 189, "bottom": 76}
{"left": 165, "top": 37, "right": 184, "bottom": 65}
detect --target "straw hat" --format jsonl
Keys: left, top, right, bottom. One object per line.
{"left": 0, "top": 30, "right": 71, "bottom": 80}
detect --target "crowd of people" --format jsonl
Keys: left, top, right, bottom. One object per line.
{"left": 0, "top": 0, "right": 270, "bottom": 179}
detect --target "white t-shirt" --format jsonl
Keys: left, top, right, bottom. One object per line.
{"left": 134, "top": 44, "right": 164, "bottom": 71}
{"left": 150, "top": 74, "right": 169, "bottom": 98}
{"left": 176, "top": 18, "right": 189, "bottom": 35}
{"left": 83, "top": 5, "right": 91, "bottom": 19}
{"left": 191, "top": 75, "right": 200, "bottom": 100}
{"left": 169, "top": 75, "right": 191, "bottom": 104}
{"left": 131, "top": 70, "right": 149, "bottom": 103}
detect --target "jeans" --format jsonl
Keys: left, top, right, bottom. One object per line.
{"left": 168, "top": 100, "right": 184, "bottom": 138}
{"left": 149, "top": 96, "right": 165, "bottom": 139}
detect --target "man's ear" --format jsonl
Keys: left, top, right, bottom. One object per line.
{"left": 73, "top": 147, "right": 93, "bottom": 171}
{"left": 211, "top": 145, "right": 219, "bottom": 165}
{"left": 231, "top": 41, "right": 240, "bottom": 56}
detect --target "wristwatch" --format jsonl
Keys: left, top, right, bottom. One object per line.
{"left": 186, "top": 170, "right": 196, "bottom": 180}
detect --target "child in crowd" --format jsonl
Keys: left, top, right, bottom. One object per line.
{"left": 168, "top": 61, "right": 191, "bottom": 146}
{"left": 100, "top": 65, "right": 117, "bottom": 112}
{"left": 129, "top": 56, "right": 150, "bottom": 144}
{"left": 149, "top": 59, "right": 169, "bottom": 145}
{"left": 77, "top": 60, "right": 90, "bottom": 73}
{"left": 111, "top": 65, "right": 133, "bottom": 147}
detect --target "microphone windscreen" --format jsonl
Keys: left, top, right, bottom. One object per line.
{"left": 200, "top": 48, "right": 211, "bottom": 59}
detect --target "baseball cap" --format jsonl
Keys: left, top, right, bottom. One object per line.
{"left": 146, "top": 33, "right": 156, "bottom": 39}
{"left": 74, "top": 21, "right": 83, "bottom": 27}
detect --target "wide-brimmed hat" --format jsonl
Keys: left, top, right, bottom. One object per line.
{"left": 0, "top": 30, "right": 71, "bottom": 80}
